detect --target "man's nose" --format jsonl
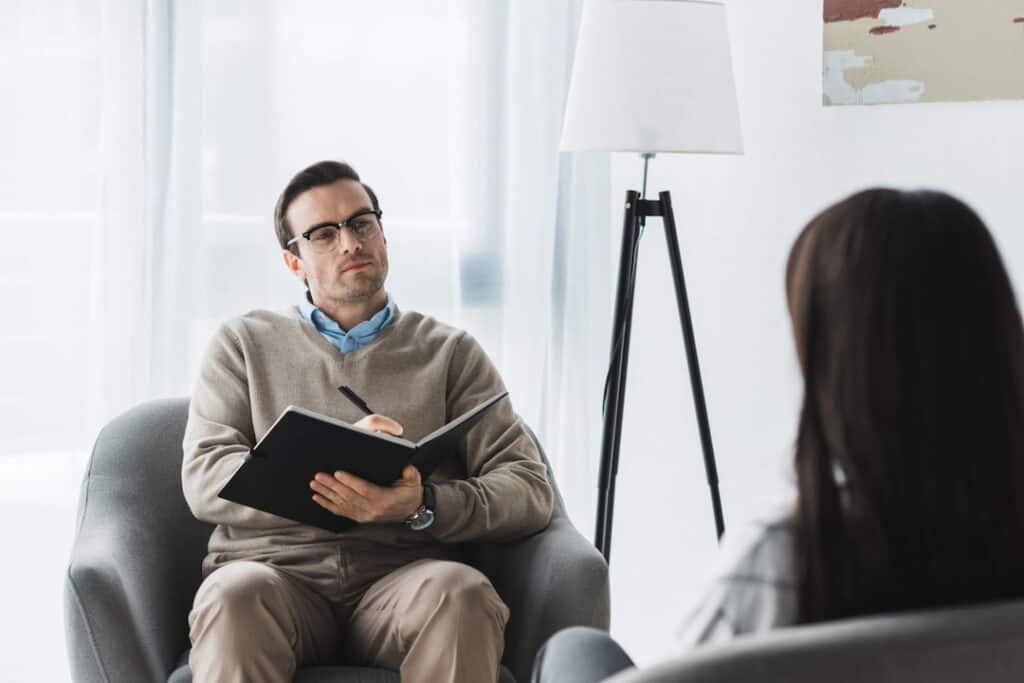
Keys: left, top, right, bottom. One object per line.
{"left": 337, "top": 227, "right": 362, "bottom": 253}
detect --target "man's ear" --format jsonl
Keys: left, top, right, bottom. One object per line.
{"left": 282, "top": 249, "right": 306, "bottom": 282}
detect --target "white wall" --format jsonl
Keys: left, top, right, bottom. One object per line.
{"left": 607, "top": 0, "right": 1024, "bottom": 664}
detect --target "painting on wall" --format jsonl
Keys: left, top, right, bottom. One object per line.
{"left": 823, "top": 0, "right": 1024, "bottom": 106}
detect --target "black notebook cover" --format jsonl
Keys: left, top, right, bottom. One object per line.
{"left": 218, "top": 391, "right": 508, "bottom": 532}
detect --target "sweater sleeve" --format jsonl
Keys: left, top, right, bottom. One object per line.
{"left": 427, "top": 332, "right": 554, "bottom": 543}
{"left": 181, "top": 324, "right": 294, "bottom": 529}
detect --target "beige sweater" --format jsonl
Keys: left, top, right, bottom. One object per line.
{"left": 182, "top": 306, "right": 554, "bottom": 558}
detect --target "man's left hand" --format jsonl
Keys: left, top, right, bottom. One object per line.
{"left": 310, "top": 464, "right": 423, "bottom": 523}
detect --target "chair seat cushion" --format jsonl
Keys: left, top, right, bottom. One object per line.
{"left": 168, "top": 650, "right": 516, "bottom": 682}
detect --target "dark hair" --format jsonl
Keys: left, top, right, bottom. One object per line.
{"left": 274, "top": 160, "right": 380, "bottom": 255}
{"left": 786, "top": 188, "right": 1024, "bottom": 623}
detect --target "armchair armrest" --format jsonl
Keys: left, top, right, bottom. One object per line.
{"left": 65, "top": 474, "right": 207, "bottom": 683}
{"left": 474, "top": 514, "right": 610, "bottom": 683}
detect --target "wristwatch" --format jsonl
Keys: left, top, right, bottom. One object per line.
{"left": 404, "top": 483, "right": 436, "bottom": 531}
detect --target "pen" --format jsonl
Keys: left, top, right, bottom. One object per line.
{"left": 338, "top": 385, "right": 374, "bottom": 415}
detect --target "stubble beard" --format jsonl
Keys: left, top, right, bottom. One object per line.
{"left": 332, "top": 264, "right": 387, "bottom": 305}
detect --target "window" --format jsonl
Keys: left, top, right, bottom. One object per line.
{"left": 0, "top": 3, "right": 101, "bottom": 454}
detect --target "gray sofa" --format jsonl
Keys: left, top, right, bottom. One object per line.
{"left": 65, "top": 397, "right": 609, "bottom": 682}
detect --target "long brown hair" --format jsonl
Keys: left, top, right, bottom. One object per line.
{"left": 786, "top": 188, "right": 1024, "bottom": 623}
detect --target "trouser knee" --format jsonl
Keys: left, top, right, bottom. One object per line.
{"left": 426, "top": 563, "right": 510, "bottom": 629}
{"left": 189, "top": 561, "right": 295, "bottom": 648}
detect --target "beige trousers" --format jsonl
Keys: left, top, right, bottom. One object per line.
{"left": 188, "top": 547, "right": 510, "bottom": 683}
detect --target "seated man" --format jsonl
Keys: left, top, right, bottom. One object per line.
{"left": 182, "top": 159, "right": 554, "bottom": 683}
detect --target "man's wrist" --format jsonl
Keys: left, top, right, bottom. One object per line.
{"left": 409, "top": 485, "right": 424, "bottom": 517}
{"left": 404, "top": 483, "right": 436, "bottom": 531}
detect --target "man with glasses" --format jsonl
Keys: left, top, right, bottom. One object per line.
{"left": 182, "top": 160, "right": 554, "bottom": 683}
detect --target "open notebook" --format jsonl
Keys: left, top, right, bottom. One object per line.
{"left": 218, "top": 391, "right": 508, "bottom": 532}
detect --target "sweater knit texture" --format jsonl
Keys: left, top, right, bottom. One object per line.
{"left": 182, "top": 305, "right": 554, "bottom": 561}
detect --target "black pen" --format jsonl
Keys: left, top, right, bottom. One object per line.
{"left": 338, "top": 385, "right": 374, "bottom": 415}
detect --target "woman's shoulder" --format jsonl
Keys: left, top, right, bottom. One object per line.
{"left": 677, "top": 503, "right": 798, "bottom": 647}
{"left": 719, "top": 504, "right": 796, "bottom": 587}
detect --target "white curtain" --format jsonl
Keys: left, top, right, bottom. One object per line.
{"left": 147, "top": 0, "right": 205, "bottom": 397}
{"left": 87, "top": 0, "right": 204, "bottom": 432}
{"left": 451, "top": 0, "right": 611, "bottom": 532}
{"left": 87, "top": 0, "right": 152, "bottom": 433}
{"left": 3, "top": 3, "right": 612, "bottom": 678}
{"left": 8, "top": 0, "right": 611, "bottom": 524}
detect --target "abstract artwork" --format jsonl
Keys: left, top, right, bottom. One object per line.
{"left": 823, "top": 0, "right": 1024, "bottom": 105}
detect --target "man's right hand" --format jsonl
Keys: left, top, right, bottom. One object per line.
{"left": 353, "top": 414, "right": 404, "bottom": 437}
{"left": 309, "top": 413, "right": 422, "bottom": 523}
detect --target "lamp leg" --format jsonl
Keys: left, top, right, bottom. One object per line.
{"left": 596, "top": 190, "right": 642, "bottom": 561}
{"left": 658, "top": 191, "right": 725, "bottom": 540}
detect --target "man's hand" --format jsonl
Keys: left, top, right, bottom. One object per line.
{"left": 351, "top": 414, "right": 404, "bottom": 438}
{"left": 308, "top": 414, "right": 424, "bottom": 523}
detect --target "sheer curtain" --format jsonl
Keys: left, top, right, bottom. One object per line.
{"left": 2, "top": 2, "right": 609, "bottom": 677}
{"left": 450, "top": 0, "right": 611, "bottom": 530}
{"left": 110, "top": 0, "right": 611, "bottom": 530}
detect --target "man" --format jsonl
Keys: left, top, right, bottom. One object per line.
{"left": 182, "top": 160, "right": 554, "bottom": 683}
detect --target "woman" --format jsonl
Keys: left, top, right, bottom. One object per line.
{"left": 533, "top": 188, "right": 1024, "bottom": 681}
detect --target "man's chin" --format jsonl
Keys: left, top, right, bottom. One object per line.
{"left": 331, "top": 282, "right": 385, "bottom": 305}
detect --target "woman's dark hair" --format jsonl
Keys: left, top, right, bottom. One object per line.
{"left": 274, "top": 160, "right": 380, "bottom": 255}
{"left": 786, "top": 188, "right": 1024, "bottom": 623}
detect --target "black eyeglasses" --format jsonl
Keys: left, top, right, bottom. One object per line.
{"left": 287, "top": 208, "right": 383, "bottom": 254}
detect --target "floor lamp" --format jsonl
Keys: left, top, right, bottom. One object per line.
{"left": 560, "top": 0, "right": 744, "bottom": 562}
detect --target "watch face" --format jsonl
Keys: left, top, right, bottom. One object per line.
{"left": 407, "top": 507, "right": 436, "bottom": 531}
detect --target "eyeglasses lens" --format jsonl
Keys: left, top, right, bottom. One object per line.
{"left": 306, "top": 214, "right": 380, "bottom": 254}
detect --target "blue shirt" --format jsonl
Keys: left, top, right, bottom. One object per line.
{"left": 299, "top": 292, "right": 396, "bottom": 354}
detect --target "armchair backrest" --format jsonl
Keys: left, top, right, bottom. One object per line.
{"left": 609, "top": 598, "right": 1024, "bottom": 683}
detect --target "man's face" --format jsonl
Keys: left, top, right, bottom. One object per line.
{"left": 284, "top": 179, "right": 389, "bottom": 307}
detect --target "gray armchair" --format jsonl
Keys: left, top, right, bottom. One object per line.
{"left": 613, "top": 599, "right": 1024, "bottom": 683}
{"left": 65, "top": 398, "right": 609, "bottom": 683}
{"left": 535, "top": 599, "right": 1024, "bottom": 683}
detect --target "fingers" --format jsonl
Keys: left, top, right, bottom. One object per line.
{"left": 308, "top": 469, "right": 420, "bottom": 523}
{"left": 309, "top": 473, "right": 373, "bottom": 519}
{"left": 311, "top": 475, "right": 368, "bottom": 511}
{"left": 309, "top": 471, "right": 391, "bottom": 522}
{"left": 312, "top": 492, "right": 366, "bottom": 518}
{"left": 332, "top": 470, "right": 375, "bottom": 497}
{"left": 310, "top": 472, "right": 373, "bottom": 502}
{"left": 353, "top": 414, "right": 404, "bottom": 436}
{"left": 401, "top": 465, "right": 421, "bottom": 485}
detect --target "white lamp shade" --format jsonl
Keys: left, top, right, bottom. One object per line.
{"left": 560, "top": 0, "right": 743, "bottom": 154}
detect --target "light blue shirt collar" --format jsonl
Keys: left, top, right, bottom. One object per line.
{"left": 299, "top": 292, "right": 396, "bottom": 354}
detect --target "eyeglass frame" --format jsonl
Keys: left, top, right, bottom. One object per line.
{"left": 285, "top": 208, "right": 384, "bottom": 251}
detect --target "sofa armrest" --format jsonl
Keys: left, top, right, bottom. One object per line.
{"left": 475, "top": 515, "right": 610, "bottom": 682}
{"left": 65, "top": 475, "right": 205, "bottom": 683}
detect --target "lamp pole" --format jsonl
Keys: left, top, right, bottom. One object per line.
{"left": 594, "top": 156, "right": 726, "bottom": 561}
